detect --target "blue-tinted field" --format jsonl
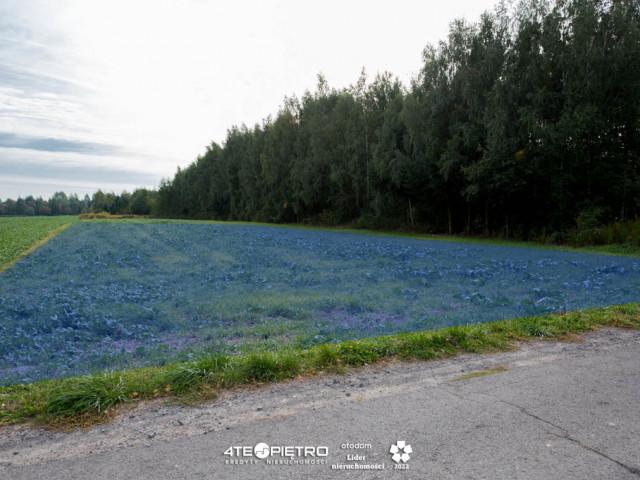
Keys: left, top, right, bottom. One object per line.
{"left": 1, "top": 222, "right": 639, "bottom": 385}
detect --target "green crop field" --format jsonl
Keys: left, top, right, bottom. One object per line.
{"left": 1, "top": 217, "right": 639, "bottom": 424}
{"left": 0, "top": 216, "right": 77, "bottom": 271}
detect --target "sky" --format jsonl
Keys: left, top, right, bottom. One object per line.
{"left": 0, "top": 0, "right": 499, "bottom": 200}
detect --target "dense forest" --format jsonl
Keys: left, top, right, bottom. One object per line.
{"left": 155, "top": 0, "right": 640, "bottom": 238}
{"left": 2, "top": 0, "right": 639, "bottom": 243}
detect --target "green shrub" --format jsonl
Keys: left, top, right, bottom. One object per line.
{"left": 568, "top": 214, "right": 640, "bottom": 247}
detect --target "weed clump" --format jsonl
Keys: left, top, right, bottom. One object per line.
{"left": 46, "top": 372, "right": 128, "bottom": 416}
{"left": 162, "top": 354, "right": 230, "bottom": 393}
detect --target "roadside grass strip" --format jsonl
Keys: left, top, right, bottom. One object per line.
{"left": 0, "top": 303, "right": 638, "bottom": 426}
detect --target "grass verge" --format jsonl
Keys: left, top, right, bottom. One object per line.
{"left": 1, "top": 302, "right": 638, "bottom": 428}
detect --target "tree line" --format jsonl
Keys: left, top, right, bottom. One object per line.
{"left": 3, "top": 0, "right": 639, "bottom": 242}
{"left": 155, "top": 0, "right": 640, "bottom": 239}
{"left": 0, "top": 189, "right": 156, "bottom": 216}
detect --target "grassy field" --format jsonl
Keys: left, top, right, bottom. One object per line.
{"left": 2, "top": 221, "right": 639, "bottom": 385}
{"left": 0, "top": 216, "right": 639, "bottom": 426}
{"left": 0, "top": 216, "right": 77, "bottom": 272}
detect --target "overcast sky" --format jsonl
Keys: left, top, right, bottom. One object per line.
{"left": 0, "top": 0, "right": 498, "bottom": 200}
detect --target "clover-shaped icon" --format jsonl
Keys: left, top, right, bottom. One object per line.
{"left": 390, "top": 440, "right": 412, "bottom": 463}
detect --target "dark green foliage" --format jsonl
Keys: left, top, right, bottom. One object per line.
{"left": 91, "top": 188, "right": 157, "bottom": 216}
{"left": 148, "top": 0, "right": 640, "bottom": 241}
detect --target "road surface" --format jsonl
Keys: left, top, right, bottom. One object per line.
{"left": 2, "top": 328, "right": 639, "bottom": 479}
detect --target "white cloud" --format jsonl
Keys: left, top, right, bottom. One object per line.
{"left": 0, "top": 0, "right": 498, "bottom": 199}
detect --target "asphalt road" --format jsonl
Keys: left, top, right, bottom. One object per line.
{"left": 2, "top": 328, "right": 639, "bottom": 479}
